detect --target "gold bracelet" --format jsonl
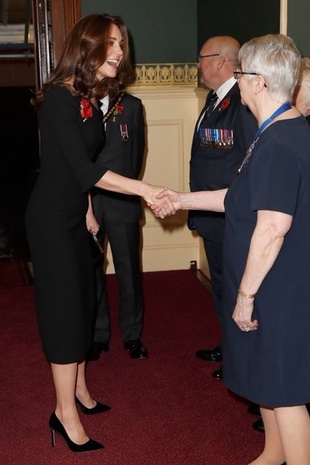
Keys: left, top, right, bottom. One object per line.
{"left": 238, "top": 288, "right": 256, "bottom": 299}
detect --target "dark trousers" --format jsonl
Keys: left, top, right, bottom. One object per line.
{"left": 203, "top": 238, "right": 223, "bottom": 347}
{"left": 94, "top": 221, "right": 144, "bottom": 343}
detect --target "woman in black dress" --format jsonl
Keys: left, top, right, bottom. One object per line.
{"left": 156, "top": 34, "right": 310, "bottom": 465}
{"left": 26, "top": 14, "right": 172, "bottom": 453}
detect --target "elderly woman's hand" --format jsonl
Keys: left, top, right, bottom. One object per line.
{"left": 232, "top": 293, "right": 258, "bottom": 332}
{"left": 149, "top": 188, "right": 182, "bottom": 218}
{"left": 143, "top": 185, "right": 176, "bottom": 219}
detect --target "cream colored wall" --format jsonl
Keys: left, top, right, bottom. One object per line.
{"left": 105, "top": 85, "right": 211, "bottom": 276}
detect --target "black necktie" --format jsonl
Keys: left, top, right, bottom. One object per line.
{"left": 197, "top": 91, "right": 218, "bottom": 131}
{"left": 204, "top": 91, "right": 218, "bottom": 119}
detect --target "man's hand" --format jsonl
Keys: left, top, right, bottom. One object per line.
{"left": 86, "top": 215, "right": 100, "bottom": 235}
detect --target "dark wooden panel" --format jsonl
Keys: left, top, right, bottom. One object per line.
{"left": 197, "top": 0, "right": 280, "bottom": 49}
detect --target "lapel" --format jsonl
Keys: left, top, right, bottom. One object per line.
{"left": 103, "top": 91, "right": 126, "bottom": 127}
{"left": 191, "top": 83, "right": 240, "bottom": 155}
{"left": 195, "top": 92, "right": 213, "bottom": 131}
{"left": 106, "top": 94, "right": 130, "bottom": 143}
{"left": 203, "top": 82, "right": 239, "bottom": 126}
{"left": 108, "top": 96, "right": 116, "bottom": 113}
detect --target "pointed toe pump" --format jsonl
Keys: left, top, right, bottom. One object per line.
{"left": 49, "top": 412, "right": 104, "bottom": 452}
{"left": 75, "top": 397, "right": 111, "bottom": 414}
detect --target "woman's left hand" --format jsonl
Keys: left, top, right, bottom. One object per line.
{"left": 232, "top": 294, "right": 258, "bottom": 332}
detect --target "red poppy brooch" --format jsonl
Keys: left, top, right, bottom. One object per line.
{"left": 80, "top": 98, "right": 93, "bottom": 122}
{"left": 220, "top": 98, "right": 230, "bottom": 110}
{"left": 112, "top": 104, "right": 124, "bottom": 122}
{"left": 114, "top": 104, "right": 124, "bottom": 116}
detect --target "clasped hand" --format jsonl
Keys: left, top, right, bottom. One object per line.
{"left": 147, "top": 187, "right": 180, "bottom": 218}
{"left": 143, "top": 186, "right": 180, "bottom": 219}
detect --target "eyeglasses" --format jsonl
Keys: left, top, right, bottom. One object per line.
{"left": 198, "top": 53, "right": 221, "bottom": 62}
{"left": 233, "top": 69, "right": 259, "bottom": 80}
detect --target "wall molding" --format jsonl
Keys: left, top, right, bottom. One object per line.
{"left": 134, "top": 63, "right": 198, "bottom": 86}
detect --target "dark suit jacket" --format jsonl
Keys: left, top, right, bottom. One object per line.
{"left": 189, "top": 82, "right": 257, "bottom": 242}
{"left": 92, "top": 92, "right": 145, "bottom": 223}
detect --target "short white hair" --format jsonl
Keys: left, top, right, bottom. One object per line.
{"left": 239, "top": 34, "right": 301, "bottom": 102}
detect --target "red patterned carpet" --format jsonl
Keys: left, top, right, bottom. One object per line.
{"left": 0, "top": 258, "right": 32, "bottom": 289}
{"left": 0, "top": 270, "right": 264, "bottom": 465}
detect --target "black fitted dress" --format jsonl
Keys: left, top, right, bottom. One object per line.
{"left": 25, "top": 85, "right": 107, "bottom": 364}
{"left": 222, "top": 117, "right": 310, "bottom": 407}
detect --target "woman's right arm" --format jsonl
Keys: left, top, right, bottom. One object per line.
{"left": 44, "top": 88, "right": 174, "bottom": 217}
{"left": 95, "top": 170, "right": 176, "bottom": 218}
{"left": 153, "top": 188, "right": 227, "bottom": 216}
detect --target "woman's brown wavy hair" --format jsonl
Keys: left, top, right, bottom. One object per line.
{"left": 31, "top": 13, "right": 133, "bottom": 109}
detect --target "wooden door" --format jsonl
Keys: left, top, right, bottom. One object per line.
{"left": 32, "top": 0, "right": 81, "bottom": 88}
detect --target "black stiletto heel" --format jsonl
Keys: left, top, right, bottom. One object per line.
{"left": 48, "top": 412, "right": 104, "bottom": 452}
{"left": 75, "top": 397, "right": 111, "bottom": 414}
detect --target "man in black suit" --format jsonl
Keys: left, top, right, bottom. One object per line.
{"left": 88, "top": 91, "right": 148, "bottom": 360}
{"left": 190, "top": 36, "right": 257, "bottom": 379}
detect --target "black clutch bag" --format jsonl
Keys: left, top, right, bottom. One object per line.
{"left": 90, "top": 234, "right": 104, "bottom": 264}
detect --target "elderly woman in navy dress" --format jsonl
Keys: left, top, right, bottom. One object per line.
{"left": 156, "top": 34, "right": 310, "bottom": 465}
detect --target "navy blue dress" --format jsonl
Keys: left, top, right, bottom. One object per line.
{"left": 222, "top": 116, "right": 310, "bottom": 406}
{"left": 26, "top": 85, "right": 107, "bottom": 364}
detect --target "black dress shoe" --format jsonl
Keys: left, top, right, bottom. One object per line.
{"left": 75, "top": 397, "right": 111, "bottom": 414}
{"left": 196, "top": 345, "right": 222, "bottom": 362}
{"left": 124, "top": 339, "right": 148, "bottom": 359}
{"left": 212, "top": 365, "right": 223, "bottom": 380}
{"left": 252, "top": 418, "right": 265, "bottom": 432}
{"left": 87, "top": 341, "right": 109, "bottom": 361}
{"left": 49, "top": 412, "right": 104, "bottom": 452}
{"left": 247, "top": 403, "right": 261, "bottom": 416}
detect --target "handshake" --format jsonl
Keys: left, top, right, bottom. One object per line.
{"left": 141, "top": 182, "right": 226, "bottom": 219}
{"left": 141, "top": 184, "right": 183, "bottom": 219}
